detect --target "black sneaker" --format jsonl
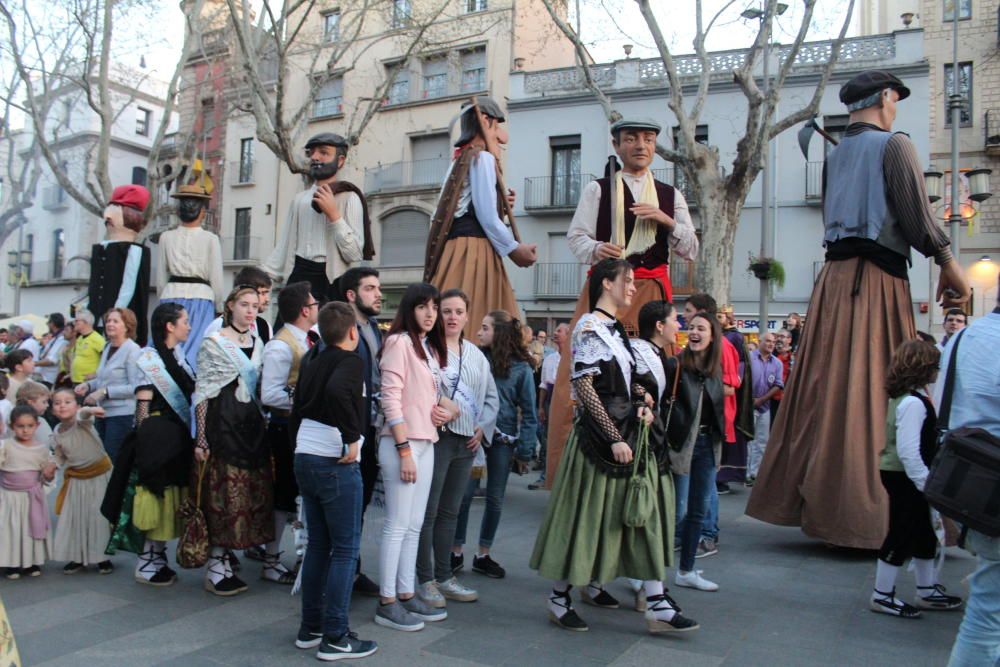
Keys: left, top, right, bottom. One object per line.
{"left": 4, "top": 567, "right": 20, "bottom": 580}
{"left": 716, "top": 482, "right": 731, "bottom": 495}
{"left": 97, "top": 560, "right": 114, "bottom": 575}
{"left": 295, "top": 626, "right": 323, "bottom": 650}
{"left": 317, "top": 631, "right": 377, "bottom": 662}
{"left": 23, "top": 566, "right": 41, "bottom": 577}
{"left": 63, "top": 561, "right": 84, "bottom": 575}
{"left": 353, "top": 572, "right": 380, "bottom": 597}
{"left": 472, "top": 554, "right": 505, "bottom": 579}
{"left": 915, "top": 584, "right": 964, "bottom": 611}
{"left": 451, "top": 552, "right": 464, "bottom": 575}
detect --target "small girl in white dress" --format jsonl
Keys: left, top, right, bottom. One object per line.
{"left": 51, "top": 388, "right": 114, "bottom": 574}
{"left": 0, "top": 405, "right": 56, "bottom": 579}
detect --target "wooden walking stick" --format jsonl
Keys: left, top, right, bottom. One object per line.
{"left": 469, "top": 96, "right": 521, "bottom": 243}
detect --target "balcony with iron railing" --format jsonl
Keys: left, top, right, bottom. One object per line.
{"left": 534, "top": 262, "right": 587, "bottom": 299}
{"left": 42, "top": 185, "right": 70, "bottom": 211}
{"left": 986, "top": 110, "right": 1000, "bottom": 156}
{"left": 230, "top": 160, "right": 255, "bottom": 186}
{"left": 523, "top": 173, "right": 596, "bottom": 213}
{"left": 650, "top": 168, "right": 696, "bottom": 205}
{"left": 221, "top": 235, "right": 262, "bottom": 266}
{"left": 364, "top": 157, "right": 450, "bottom": 193}
{"left": 805, "top": 161, "right": 823, "bottom": 203}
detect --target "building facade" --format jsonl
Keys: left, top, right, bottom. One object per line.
{"left": 921, "top": 0, "right": 1000, "bottom": 323}
{"left": 504, "top": 29, "right": 941, "bottom": 335}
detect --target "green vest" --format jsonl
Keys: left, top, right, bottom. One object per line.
{"left": 879, "top": 394, "right": 912, "bottom": 472}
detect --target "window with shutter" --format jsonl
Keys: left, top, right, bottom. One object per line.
{"left": 380, "top": 209, "right": 431, "bottom": 266}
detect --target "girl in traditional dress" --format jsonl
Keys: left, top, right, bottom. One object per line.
{"left": 51, "top": 388, "right": 113, "bottom": 574}
{"left": 1, "top": 406, "right": 56, "bottom": 579}
{"left": 530, "top": 259, "right": 698, "bottom": 634}
{"left": 103, "top": 303, "right": 195, "bottom": 586}
{"left": 193, "top": 286, "right": 274, "bottom": 596}
{"left": 870, "top": 340, "right": 962, "bottom": 617}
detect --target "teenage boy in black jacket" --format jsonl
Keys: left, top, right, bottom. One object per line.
{"left": 291, "top": 302, "right": 377, "bottom": 661}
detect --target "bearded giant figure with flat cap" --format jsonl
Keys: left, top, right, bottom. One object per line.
{"left": 263, "top": 132, "right": 374, "bottom": 329}
{"left": 746, "top": 70, "right": 971, "bottom": 549}
{"left": 88, "top": 184, "right": 152, "bottom": 345}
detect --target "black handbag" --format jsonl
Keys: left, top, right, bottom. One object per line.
{"left": 924, "top": 329, "right": 1000, "bottom": 537}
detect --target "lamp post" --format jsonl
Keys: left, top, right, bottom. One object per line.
{"left": 948, "top": 8, "right": 963, "bottom": 256}
{"left": 742, "top": 2, "right": 787, "bottom": 337}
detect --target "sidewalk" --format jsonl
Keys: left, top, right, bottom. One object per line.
{"left": 3, "top": 476, "right": 973, "bottom": 666}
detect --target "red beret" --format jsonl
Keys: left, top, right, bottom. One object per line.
{"left": 109, "top": 184, "right": 150, "bottom": 212}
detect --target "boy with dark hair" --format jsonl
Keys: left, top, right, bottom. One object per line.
{"left": 291, "top": 301, "right": 377, "bottom": 661}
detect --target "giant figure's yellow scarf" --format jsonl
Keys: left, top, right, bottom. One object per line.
{"left": 612, "top": 171, "right": 660, "bottom": 258}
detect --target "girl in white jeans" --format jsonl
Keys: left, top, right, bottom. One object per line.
{"left": 376, "top": 283, "right": 454, "bottom": 632}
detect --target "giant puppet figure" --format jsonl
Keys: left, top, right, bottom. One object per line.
{"left": 157, "top": 183, "right": 225, "bottom": 369}
{"left": 746, "top": 70, "right": 971, "bottom": 549}
{"left": 262, "top": 132, "right": 374, "bottom": 321}
{"left": 88, "top": 184, "right": 151, "bottom": 345}
{"left": 425, "top": 96, "right": 537, "bottom": 337}
{"left": 545, "top": 118, "right": 699, "bottom": 487}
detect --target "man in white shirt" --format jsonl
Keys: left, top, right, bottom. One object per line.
{"left": 11, "top": 320, "right": 42, "bottom": 360}
{"left": 529, "top": 323, "right": 568, "bottom": 491}
{"left": 35, "top": 314, "right": 69, "bottom": 386}
{"left": 262, "top": 133, "right": 373, "bottom": 324}
{"left": 253, "top": 281, "right": 319, "bottom": 584}
{"left": 546, "top": 117, "right": 699, "bottom": 487}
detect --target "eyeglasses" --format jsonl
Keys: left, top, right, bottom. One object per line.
{"left": 305, "top": 302, "right": 320, "bottom": 309}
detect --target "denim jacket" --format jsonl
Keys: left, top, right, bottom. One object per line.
{"left": 492, "top": 359, "right": 537, "bottom": 462}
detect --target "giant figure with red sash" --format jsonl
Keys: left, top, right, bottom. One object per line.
{"left": 546, "top": 118, "right": 699, "bottom": 486}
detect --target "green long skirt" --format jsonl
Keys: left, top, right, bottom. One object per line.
{"left": 529, "top": 428, "right": 675, "bottom": 585}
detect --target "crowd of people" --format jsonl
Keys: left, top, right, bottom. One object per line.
{"left": 1, "top": 72, "right": 998, "bottom": 666}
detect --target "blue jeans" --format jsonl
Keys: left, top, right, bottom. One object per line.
{"left": 948, "top": 530, "right": 1000, "bottom": 667}
{"left": 702, "top": 485, "right": 720, "bottom": 541}
{"left": 454, "top": 442, "right": 514, "bottom": 548}
{"left": 678, "top": 434, "right": 716, "bottom": 572}
{"left": 294, "top": 454, "right": 362, "bottom": 639}
{"left": 96, "top": 415, "right": 133, "bottom": 464}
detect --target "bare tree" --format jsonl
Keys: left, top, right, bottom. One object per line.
{"left": 224, "top": 0, "right": 491, "bottom": 172}
{"left": 0, "top": 0, "right": 195, "bottom": 229}
{"left": 541, "top": 0, "right": 856, "bottom": 301}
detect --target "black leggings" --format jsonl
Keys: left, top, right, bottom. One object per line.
{"left": 878, "top": 470, "right": 937, "bottom": 566}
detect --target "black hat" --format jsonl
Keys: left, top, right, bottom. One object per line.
{"left": 839, "top": 70, "right": 910, "bottom": 110}
{"left": 305, "top": 132, "right": 349, "bottom": 150}
{"left": 610, "top": 117, "right": 662, "bottom": 135}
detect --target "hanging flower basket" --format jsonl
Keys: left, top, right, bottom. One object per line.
{"left": 747, "top": 256, "right": 786, "bottom": 289}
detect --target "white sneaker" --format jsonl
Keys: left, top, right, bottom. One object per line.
{"left": 417, "top": 581, "right": 447, "bottom": 609}
{"left": 674, "top": 570, "right": 719, "bottom": 592}
{"left": 438, "top": 576, "right": 478, "bottom": 602}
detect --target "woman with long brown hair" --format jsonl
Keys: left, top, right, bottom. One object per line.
{"left": 530, "top": 258, "right": 698, "bottom": 635}
{"left": 452, "top": 309, "right": 536, "bottom": 580}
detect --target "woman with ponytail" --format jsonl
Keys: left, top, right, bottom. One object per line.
{"left": 104, "top": 302, "right": 195, "bottom": 587}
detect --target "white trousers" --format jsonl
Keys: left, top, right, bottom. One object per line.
{"left": 747, "top": 409, "right": 771, "bottom": 478}
{"left": 378, "top": 436, "right": 434, "bottom": 599}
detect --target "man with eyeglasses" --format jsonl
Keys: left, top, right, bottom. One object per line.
{"left": 253, "top": 281, "right": 321, "bottom": 583}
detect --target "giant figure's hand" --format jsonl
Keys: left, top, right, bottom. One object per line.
{"left": 937, "top": 260, "right": 972, "bottom": 308}
{"left": 313, "top": 184, "right": 342, "bottom": 222}
{"left": 509, "top": 243, "right": 538, "bottom": 268}
{"left": 594, "top": 243, "right": 623, "bottom": 261}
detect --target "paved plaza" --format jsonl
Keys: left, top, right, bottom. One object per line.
{"left": 3, "top": 475, "right": 974, "bottom": 666}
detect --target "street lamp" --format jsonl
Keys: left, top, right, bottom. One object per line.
{"left": 924, "top": 167, "right": 944, "bottom": 203}
{"left": 743, "top": 2, "right": 787, "bottom": 337}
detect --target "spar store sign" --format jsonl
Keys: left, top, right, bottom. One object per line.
{"left": 736, "top": 318, "right": 780, "bottom": 332}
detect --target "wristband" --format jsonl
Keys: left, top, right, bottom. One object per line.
{"left": 394, "top": 440, "right": 409, "bottom": 449}
{"left": 398, "top": 447, "right": 412, "bottom": 458}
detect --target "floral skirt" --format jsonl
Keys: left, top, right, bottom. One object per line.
{"left": 194, "top": 458, "right": 274, "bottom": 549}
{"left": 529, "top": 428, "right": 675, "bottom": 585}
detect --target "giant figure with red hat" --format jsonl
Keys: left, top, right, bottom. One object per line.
{"left": 88, "top": 184, "right": 151, "bottom": 345}
{"left": 746, "top": 70, "right": 971, "bottom": 549}
{"left": 545, "top": 117, "right": 699, "bottom": 487}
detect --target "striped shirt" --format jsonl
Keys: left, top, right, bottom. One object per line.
{"left": 441, "top": 340, "right": 498, "bottom": 438}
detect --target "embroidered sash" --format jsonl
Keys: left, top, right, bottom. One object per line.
{"left": 136, "top": 348, "right": 192, "bottom": 429}
{"left": 211, "top": 333, "right": 261, "bottom": 402}
{"left": 55, "top": 456, "right": 112, "bottom": 515}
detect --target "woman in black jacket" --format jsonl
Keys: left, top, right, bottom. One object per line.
{"left": 663, "top": 311, "right": 726, "bottom": 593}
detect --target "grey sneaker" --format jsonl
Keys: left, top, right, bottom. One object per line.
{"left": 438, "top": 577, "right": 478, "bottom": 602}
{"left": 695, "top": 539, "right": 719, "bottom": 559}
{"left": 374, "top": 601, "right": 425, "bottom": 632}
{"left": 402, "top": 594, "right": 448, "bottom": 622}
{"left": 417, "top": 580, "right": 447, "bottom": 609}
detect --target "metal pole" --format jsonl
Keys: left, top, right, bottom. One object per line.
{"left": 758, "top": 30, "right": 771, "bottom": 339}
{"left": 948, "top": 10, "right": 962, "bottom": 258}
